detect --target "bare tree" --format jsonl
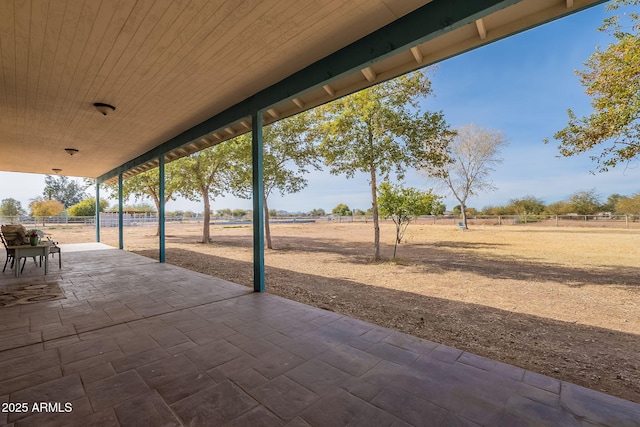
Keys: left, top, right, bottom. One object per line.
{"left": 425, "top": 124, "right": 507, "bottom": 228}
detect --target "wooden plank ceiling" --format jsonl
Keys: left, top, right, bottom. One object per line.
{"left": 0, "top": 0, "right": 602, "bottom": 180}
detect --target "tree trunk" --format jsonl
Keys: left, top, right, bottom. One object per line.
{"left": 202, "top": 191, "right": 211, "bottom": 243}
{"left": 264, "top": 194, "right": 272, "bottom": 249}
{"left": 370, "top": 167, "right": 380, "bottom": 260}
{"left": 393, "top": 219, "right": 401, "bottom": 258}
{"left": 460, "top": 202, "right": 468, "bottom": 229}
{"left": 152, "top": 196, "right": 161, "bottom": 237}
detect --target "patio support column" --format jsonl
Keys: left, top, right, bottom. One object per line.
{"left": 252, "top": 111, "right": 265, "bottom": 292}
{"left": 95, "top": 182, "right": 101, "bottom": 242}
{"left": 118, "top": 173, "right": 124, "bottom": 250}
{"left": 159, "top": 155, "right": 166, "bottom": 263}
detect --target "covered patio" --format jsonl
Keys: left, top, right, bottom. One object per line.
{"left": 2, "top": 0, "right": 639, "bottom": 425}
{"left": 0, "top": 245, "right": 637, "bottom": 426}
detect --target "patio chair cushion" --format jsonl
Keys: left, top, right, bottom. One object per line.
{"left": 1, "top": 224, "right": 28, "bottom": 245}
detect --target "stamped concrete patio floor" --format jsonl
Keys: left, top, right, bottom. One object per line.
{"left": 0, "top": 244, "right": 638, "bottom": 426}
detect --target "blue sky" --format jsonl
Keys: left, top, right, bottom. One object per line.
{"left": 2, "top": 3, "right": 638, "bottom": 214}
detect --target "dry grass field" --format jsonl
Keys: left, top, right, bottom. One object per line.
{"left": 43, "top": 220, "right": 640, "bottom": 403}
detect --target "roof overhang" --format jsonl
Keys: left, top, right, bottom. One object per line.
{"left": 0, "top": 0, "right": 605, "bottom": 184}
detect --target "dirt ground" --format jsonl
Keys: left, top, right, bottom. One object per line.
{"left": 46, "top": 220, "right": 640, "bottom": 403}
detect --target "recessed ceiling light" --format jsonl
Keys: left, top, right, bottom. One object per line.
{"left": 64, "top": 148, "right": 79, "bottom": 156}
{"left": 51, "top": 168, "right": 62, "bottom": 173}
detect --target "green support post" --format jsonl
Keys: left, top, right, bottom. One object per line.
{"left": 252, "top": 111, "right": 265, "bottom": 292}
{"left": 118, "top": 173, "right": 124, "bottom": 250}
{"left": 159, "top": 155, "right": 166, "bottom": 263}
{"left": 95, "top": 182, "right": 101, "bottom": 242}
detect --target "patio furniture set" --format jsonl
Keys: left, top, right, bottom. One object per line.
{"left": 0, "top": 224, "right": 61, "bottom": 277}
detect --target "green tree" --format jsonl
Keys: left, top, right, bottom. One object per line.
{"left": 67, "top": 197, "right": 108, "bottom": 216}
{"left": 232, "top": 209, "right": 248, "bottom": 218}
{"left": 120, "top": 203, "right": 156, "bottom": 212}
{"left": 452, "top": 205, "right": 478, "bottom": 216}
{"left": 309, "top": 208, "right": 326, "bottom": 216}
{"left": 332, "top": 204, "right": 351, "bottom": 216}
{"left": 549, "top": 0, "right": 640, "bottom": 172}
{"left": 317, "top": 70, "right": 452, "bottom": 260}
{"left": 378, "top": 182, "right": 441, "bottom": 258}
{"left": 545, "top": 201, "right": 573, "bottom": 215}
{"left": 43, "top": 175, "right": 87, "bottom": 208}
{"left": 166, "top": 210, "right": 184, "bottom": 218}
{"left": 602, "top": 193, "right": 623, "bottom": 213}
{"left": 432, "top": 201, "right": 446, "bottom": 216}
{"left": 615, "top": 193, "right": 640, "bottom": 214}
{"left": 426, "top": 123, "right": 507, "bottom": 229}
{"left": 569, "top": 189, "right": 602, "bottom": 215}
{"left": 217, "top": 209, "right": 232, "bottom": 217}
{"left": 231, "top": 112, "right": 320, "bottom": 249}
{"left": 507, "top": 196, "right": 546, "bottom": 215}
{"left": 179, "top": 142, "right": 240, "bottom": 243}
{"left": 481, "top": 205, "right": 509, "bottom": 216}
{"left": 0, "top": 198, "right": 25, "bottom": 219}
{"left": 109, "top": 161, "right": 184, "bottom": 236}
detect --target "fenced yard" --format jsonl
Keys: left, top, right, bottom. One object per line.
{"left": 3, "top": 213, "right": 640, "bottom": 229}
{"left": 3, "top": 220, "right": 639, "bottom": 403}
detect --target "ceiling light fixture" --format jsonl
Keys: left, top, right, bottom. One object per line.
{"left": 93, "top": 102, "right": 116, "bottom": 116}
{"left": 64, "top": 148, "right": 79, "bottom": 156}
{"left": 51, "top": 168, "right": 62, "bottom": 174}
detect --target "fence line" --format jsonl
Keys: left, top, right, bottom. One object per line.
{"left": 327, "top": 214, "right": 640, "bottom": 229}
{"left": 0, "top": 214, "right": 205, "bottom": 228}
{"left": 1, "top": 214, "right": 639, "bottom": 229}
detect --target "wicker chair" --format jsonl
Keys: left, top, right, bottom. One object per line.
{"left": 1, "top": 224, "right": 27, "bottom": 246}
{"left": 0, "top": 232, "right": 26, "bottom": 273}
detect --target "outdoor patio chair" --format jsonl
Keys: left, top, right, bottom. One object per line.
{"left": 0, "top": 232, "right": 27, "bottom": 273}
{"left": 46, "top": 237, "right": 62, "bottom": 269}
{"left": 1, "top": 224, "right": 27, "bottom": 246}
{"left": 1, "top": 225, "right": 43, "bottom": 272}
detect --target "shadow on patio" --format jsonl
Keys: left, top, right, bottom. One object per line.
{"left": 135, "top": 247, "right": 640, "bottom": 404}
{"left": 0, "top": 244, "right": 638, "bottom": 426}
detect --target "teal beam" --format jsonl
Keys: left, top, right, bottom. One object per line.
{"left": 159, "top": 155, "right": 166, "bottom": 263}
{"left": 98, "top": 0, "right": 535, "bottom": 184}
{"left": 252, "top": 112, "right": 265, "bottom": 293}
{"left": 118, "top": 173, "right": 124, "bottom": 250}
{"left": 95, "top": 183, "right": 100, "bottom": 242}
